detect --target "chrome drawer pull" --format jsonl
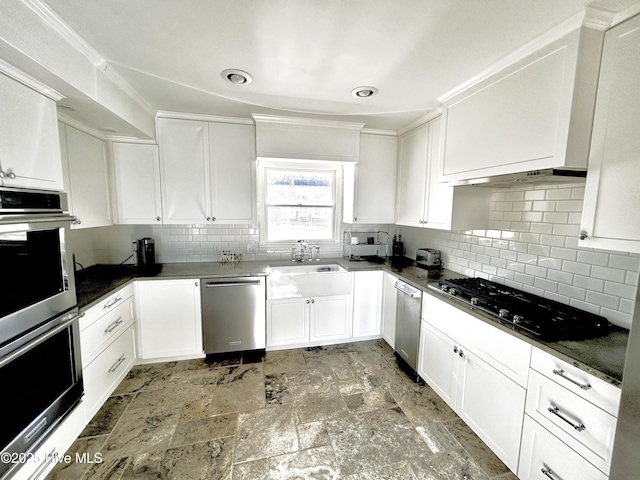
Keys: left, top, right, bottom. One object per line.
{"left": 541, "top": 467, "right": 556, "bottom": 479}
{"left": 103, "top": 296, "right": 122, "bottom": 309}
{"left": 104, "top": 317, "right": 124, "bottom": 334}
{"left": 548, "top": 405, "right": 586, "bottom": 432}
{"left": 553, "top": 368, "right": 591, "bottom": 390}
{"left": 108, "top": 354, "right": 126, "bottom": 373}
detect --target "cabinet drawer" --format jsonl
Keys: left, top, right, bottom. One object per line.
{"left": 80, "top": 297, "right": 134, "bottom": 366}
{"left": 423, "top": 294, "right": 531, "bottom": 386}
{"left": 530, "top": 347, "right": 620, "bottom": 416}
{"left": 79, "top": 283, "right": 134, "bottom": 330}
{"left": 518, "top": 415, "right": 607, "bottom": 480}
{"left": 526, "top": 369, "right": 616, "bottom": 474}
{"left": 83, "top": 326, "right": 135, "bottom": 419}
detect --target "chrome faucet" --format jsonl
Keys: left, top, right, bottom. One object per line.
{"left": 292, "top": 240, "right": 309, "bottom": 262}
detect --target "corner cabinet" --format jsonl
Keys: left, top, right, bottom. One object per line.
{"left": 439, "top": 26, "right": 604, "bottom": 181}
{"left": 579, "top": 14, "right": 640, "bottom": 254}
{"left": 157, "top": 117, "right": 256, "bottom": 225}
{"left": 59, "top": 122, "right": 112, "bottom": 228}
{"left": 344, "top": 134, "right": 398, "bottom": 224}
{"left": 136, "top": 279, "right": 203, "bottom": 360}
{"left": 0, "top": 73, "right": 63, "bottom": 191}
{"left": 112, "top": 143, "right": 163, "bottom": 224}
{"left": 396, "top": 116, "right": 490, "bottom": 230}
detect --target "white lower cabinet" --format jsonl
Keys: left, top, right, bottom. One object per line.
{"left": 519, "top": 415, "right": 608, "bottom": 480}
{"left": 136, "top": 279, "right": 203, "bottom": 360}
{"left": 418, "top": 294, "right": 530, "bottom": 473}
{"left": 267, "top": 294, "right": 352, "bottom": 349}
{"left": 381, "top": 272, "right": 397, "bottom": 348}
{"left": 352, "top": 271, "right": 383, "bottom": 339}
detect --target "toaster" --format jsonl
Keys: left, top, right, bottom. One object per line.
{"left": 416, "top": 248, "right": 442, "bottom": 270}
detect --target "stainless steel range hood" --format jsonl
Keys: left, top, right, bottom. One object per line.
{"left": 447, "top": 168, "right": 587, "bottom": 187}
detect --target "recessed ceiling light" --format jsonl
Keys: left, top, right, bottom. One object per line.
{"left": 351, "top": 86, "right": 378, "bottom": 98}
{"left": 221, "top": 69, "right": 253, "bottom": 85}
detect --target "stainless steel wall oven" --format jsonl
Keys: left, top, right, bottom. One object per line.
{"left": 0, "top": 188, "right": 82, "bottom": 479}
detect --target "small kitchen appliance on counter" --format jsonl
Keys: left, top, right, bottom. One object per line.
{"left": 416, "top": 248, "right": 442, "bottom": 270}
{"left": 134, "top": 237, "right": 156, "bottom": 273}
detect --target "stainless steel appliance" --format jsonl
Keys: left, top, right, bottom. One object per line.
{"left": 416, "top": 248, "right": 442, "bottom": 270}
{"left": 394, "top": 279, "right": 422, "bottom": 377}
{"left": 201, "top": 276, "right": 266, "bottom": 354}
{"left": 0, "top": 188, "right": 82, "bottom": 479}
{"left": 436, "top": 277, "right": 610, "bottom": 340}
{"left": 134, "top": 237, "right": 156, "bottom": 272}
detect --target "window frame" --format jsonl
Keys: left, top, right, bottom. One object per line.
{"left": 258, "top": 160, "right": 343, "bottom": 246}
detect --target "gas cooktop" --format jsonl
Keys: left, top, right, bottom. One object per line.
{"left": 436, "top": 277, "right": 610, "bottom": 341}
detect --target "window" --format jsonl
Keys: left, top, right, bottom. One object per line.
{"left": 260, "top": 163, "right": 342, "bottom": 243}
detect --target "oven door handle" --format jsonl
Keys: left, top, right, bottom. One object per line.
{"left": 0, "top": 213, "right": 77, "bottom": 226}
{"left": 0, "top": 314, "right": 79, "bottom": 369}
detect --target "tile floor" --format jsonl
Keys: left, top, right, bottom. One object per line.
{"left": 47, "top": 340, "right": 519, "bottom": 479}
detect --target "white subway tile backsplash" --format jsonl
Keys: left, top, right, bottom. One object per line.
{"left": 399, "top": 184, "right": 638, "bottom": 329}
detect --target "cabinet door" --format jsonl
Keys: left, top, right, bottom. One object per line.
{"left": 209, "top": 122, "right": 256, "bottom": 224}
{"left": 423, "top": 116, "right": 454, "bottom": 229}
{"left": 395, "top": 123, "right": 428, "bottom": 227}
{"left": 310, "top": 295, "right": 352, "bottom": 342}
{"left": 158, "top": 118, "right": 211, "bottom": 224}
{"left": 381, "top": 273, "right": 397, "bottom": 348}
{"left": 136, "top": 279, "right": 202, "bottom": 359}
{"left": 418, "top": 321, "right": 458, "bottom": 409}
{"left": 579, "top": 14, "right": 640, "bottom": 254}
{"left": 352, "top": 271, "right": 382, "bottom": 338}
{"left": 112, "top": 143, "right": 163, "bottom": 224}
{"left": 457, "top": 347, "right": 526, "bottom": 473}
{"left": 0, "top": 73, "right": 63, "bottom": 190}
{"left": 352, "top": 134, "right": 398, "bottom": 224}
{"left": 60, "top": 124, "right": 112, "bottom": 228}
{"left": 267, "top": 298, "right": 309, "bottom": 347}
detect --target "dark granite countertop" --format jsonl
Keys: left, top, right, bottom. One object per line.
{"left": 74, "top": 257, "right": 629, "bottom": 385}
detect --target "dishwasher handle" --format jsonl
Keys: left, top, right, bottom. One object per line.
{"left": 205, "top": 279, "right": 262, "bottom": 288}
{"left": 394, "top": 282, "right": 421, "bottom": 298}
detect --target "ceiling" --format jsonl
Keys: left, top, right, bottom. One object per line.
{"left": 40, "top": 0, "right": 638, "bottom": 132}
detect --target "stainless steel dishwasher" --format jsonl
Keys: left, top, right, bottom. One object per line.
{"left": 201, "top": 276, "right": 266, "bottom": 354}
{"left": 394, "top": 279, "right": 422, "bottom": 376}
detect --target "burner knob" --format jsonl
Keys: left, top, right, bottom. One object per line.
{"left": 512, "top": 314, "right": 524, "bottom": 324}
{"left": 499, "top": 309, "right": 510, "bottom": 319}
{"left": 449, "top": 288, "right": 459, "bottom": 296}
{"left": 440, "top": 285, "right": 448, "bottom": 292}
{"left": 470, "top": 297, "right": 479, "bottom": 306}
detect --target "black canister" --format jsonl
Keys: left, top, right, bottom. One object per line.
{"left": 136, "top": 237, "right": 156, "bottom": 271}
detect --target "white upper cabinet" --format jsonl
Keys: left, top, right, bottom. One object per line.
{"left": 59, "top": 122, "right": 112, "bottom": 228}
{"left": 440, "top": 27, "right": 604, "bottom": 182}
{"left": 112, "top": 143, "right": 163, "bottom": 224}
{"left": 579, "top": 14, "right": 640, "bottom": 254}
{"left": 344, "top": 133, "right": 398, "bottom": 224}
{"left": 157, "top": 116, "right": 256, "bottom": 225}
{"left": 0, "top": 73, "right": 63, "bottom": 190}
{"left": 396, "top": 116, "right": 490, "bottom": 230}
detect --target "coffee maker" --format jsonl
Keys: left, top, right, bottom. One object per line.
{"left": 133, "top": 237, "right": 156, "bottom": 272}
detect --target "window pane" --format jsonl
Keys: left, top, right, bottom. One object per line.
{"left": 266, "top": 170, "right": 334, "bottom": 205}
{"left": 267, "top": 206, "right": 334, "bottom": 241}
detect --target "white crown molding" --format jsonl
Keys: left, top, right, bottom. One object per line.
{"left": 0, "top": 58, "right": 64, "bottom": 101}
{"left": 437, "top": 11, "right": 585, "bottom": 104}
{"left": 156, "top": 110, "right": 254, "bottom": 125}
{"left": 251, "top": 113, "right": 365, "bottom": 131}
{"left": 397, "top": 109, "right": 443, "bottom": 136}
{"left": 360, "top": 128, "right": 397, "bottom": 136}
{"left": 582, "top": 5, "right": 618, "bottom": 30}
{"left": 21, "top": 0, "right": 155, "bottom": 114}
{"left": 611, "top": 2, "right": 640, "bottom": 27}
{"left": 108, "top": 136, "right": 157, "bottom": 145}
{"left": 57, "top": 112, "right": 107, "bottom": 140}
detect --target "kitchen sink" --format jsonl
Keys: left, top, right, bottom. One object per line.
{"left": 268, "top": 263, "right": 346, "bottom": 274}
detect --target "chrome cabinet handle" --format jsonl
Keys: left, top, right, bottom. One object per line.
{"left": 579, "top": 231, "right": 588, "bottom": 240}
{"left": 458, "top": 348, "right": 464, "bottom": 358}
{"left": 103, "top": 296, "right": 122, "bottom": 309}
{"left": 5, "top": 171, "right": 16, "bottom": 179}
{"left": 104, "top": 316, "right": 124, "bottom": 333}
{"left": 156, "top": 216, "right": 161, "bottom": 221}
{"left": 306, "top": 299, "right": 310, "bottom": 304}
{"left": 548, "top": 405, "right": 586, "bottom": 432}
{"left": 206, "top": 217, "right": 211, "bottom": 221}
{"left": 212, "top": 217, "right": 216, "bottom": 221}
{"left": 553, "top": 368, "right": 591, "bottom": 390}
{"left": 311, "top": 299, "right": 315, "bottom": 303}
{"left": 72, "top": 218, "right": 82, "bottom": 225}
{"left": 541, "top": 467, "right": 556, "bottom": 479}
{"left": 453, "top": 346, "right": 458, "bottom": 354}
{"left": 108, "top": 354, "right": 126, "bottom": 373}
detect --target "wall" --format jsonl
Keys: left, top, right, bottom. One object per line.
{"left": 69, "top": 222, "right": 397, "bottom": 267}
{"left": 401, "top": 183, "right": 639, "bottom": 329}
